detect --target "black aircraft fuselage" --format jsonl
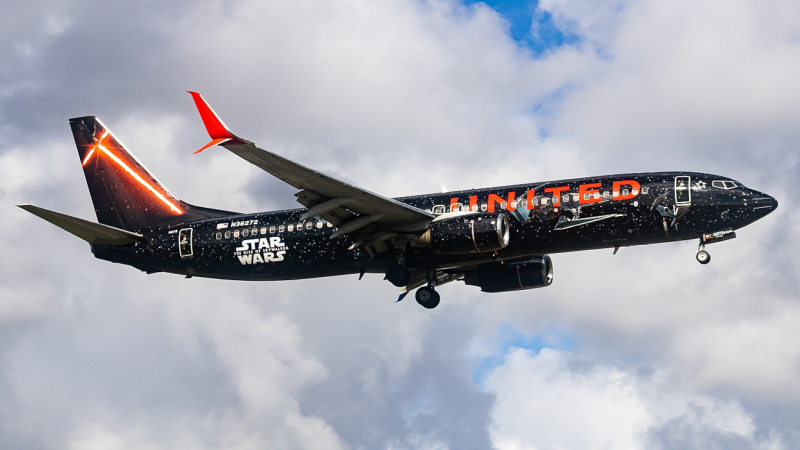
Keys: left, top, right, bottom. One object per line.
{"left": 92, "top": 172, "right": 777, "bottom": 283}
{"left": 19, "top": 93, "right": 778, "bottom": 309}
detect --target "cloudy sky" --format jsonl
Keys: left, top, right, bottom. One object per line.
{"left": 1, "top": 0, "right": 799, "bottom": 448}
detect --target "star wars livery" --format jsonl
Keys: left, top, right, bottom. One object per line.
{"left": 19, "top": 93, "right": 778, "bottom": 309}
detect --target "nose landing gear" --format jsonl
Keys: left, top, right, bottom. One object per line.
{"left": 696, "top": 243, "right": 711, "bottom": 265}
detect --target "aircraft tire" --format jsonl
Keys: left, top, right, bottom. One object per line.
{"left": 696, "top": 250, "right": 711, "bottom": 264}
{"left": 415, "top": 286, "right": 440, "bottom": 309}
{"left": 386, "top": 263, "right": 411, "bottom": 287}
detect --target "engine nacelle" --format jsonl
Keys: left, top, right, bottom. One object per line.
{"left": 463, "top": 255, "right": 553, "bottom": 293}
{"left": 419, "top": 212, "right": 510, "bottom": 254}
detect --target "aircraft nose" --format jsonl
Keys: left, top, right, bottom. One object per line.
{"left": 751, "top": 191, "right": 778, "bottom": 214}
{"left": 767, "top": 195, "right": 778, "bottom": 210}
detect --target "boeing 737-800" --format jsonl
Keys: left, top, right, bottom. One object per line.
{"left": 18, "top": 92, "right": 778, "bottom": 309}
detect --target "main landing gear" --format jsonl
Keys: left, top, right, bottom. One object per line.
{"left": 386, "top": 244, "right": 412, "bottom": 287}
{"left": 385, "top": 263, "right": 411, "bottom": 287}
{"left": 415, "top": 269, "right": 442, "bottom": 309}
{"left": 415, "top": 285, "right": 440, "bottom": 309}
{"left": 696, "top": 243, "right": 711, "bottom": 265}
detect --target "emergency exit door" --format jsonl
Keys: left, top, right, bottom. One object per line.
{"left": 675, "top": 176, "right": 691, "bottom": 206}
{"left": 179, "top": 228, "right": 193, "bottom": 259}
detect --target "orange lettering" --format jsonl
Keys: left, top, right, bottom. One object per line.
{"left": 612, "top": 180, "right": 641, "bottom": 201}
{"left": 579, "top": 183, "right": 602, "bottom": 204}
{"left": 544, "top": 186, "right": 570, "bottom": 206}
{"left": 450, "top": 197, "right": 459, "bottom": 212}
{"left": 488, "top": 192, "right": 516, "bottom": 212}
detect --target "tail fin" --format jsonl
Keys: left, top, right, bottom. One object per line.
{"left": 70, "top": 116, "right": 234, "bottom": 230}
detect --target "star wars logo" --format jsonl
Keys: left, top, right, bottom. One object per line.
{"left": 234, "top": 237, "right": 287, "bottom": 265}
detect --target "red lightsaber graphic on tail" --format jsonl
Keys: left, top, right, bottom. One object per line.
{"left": 81, "top": 126, "right": 182, "bottom": 215}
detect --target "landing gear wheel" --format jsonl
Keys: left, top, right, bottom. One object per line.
{"left": 696, "top": 250, "right": 711, "bottom": 265}
{"left": 415, "top": 286, "right": 440, "bottom": 309}
{"left": 385, "top": 263, "right": 411, "bottom": 287}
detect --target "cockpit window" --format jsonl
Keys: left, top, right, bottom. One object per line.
{"left": 712, "top": 180, "right": 739, "bottom": 189}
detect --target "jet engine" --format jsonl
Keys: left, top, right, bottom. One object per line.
{"left": 418, "top": 212, "right": 510, "bottom": 254}
{"left": 463, "top": 256, "right": 553, "bottom": 292}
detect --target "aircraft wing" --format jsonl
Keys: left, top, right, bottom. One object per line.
{"left": 188, "top": 92, "right": 433, "bottom": 238}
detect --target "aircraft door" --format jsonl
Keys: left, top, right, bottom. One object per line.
{"left": 675, "top": 176, "right": 691, "bottom": 206}
{"left": 179, "top": 228, "right": 193, "bottom": 259}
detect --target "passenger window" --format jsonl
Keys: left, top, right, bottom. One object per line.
{"left": 224, "top": 231, "right": 231, "bottom": 239}
{"left": 572, "top": 193, "right": 579, "bottom": 202}
{"left": 326, "top": 222, "right": 332, "bottom": 227}
{"left": 593, "top": 192, "right": 600, "bottom": 199}
{"left": 261, "top": 227, "right": 267, "bottom": 235}
{"left": 622, "top": 189, "right": 629, "bottom": 197}
{"left": 233, "top": 230, "right": 240, "bottom": 238}
{"left": 251, "top": 228, "right": 257, "bottom": 236}
{"left": 216, "top": 232, "right": 222, "bottom": 240}
{"left": 451, "top": 203, "right": 463, "bottom": 212}
{"left": 287, "top": 224, "right": 294, "bottom": 232}
{"left": 500, "top": 202, "right": 507, "bottom": 209}
{"left": 432, "top": 205, "right": 445, "bottom": 214}
{"left": 584, "top": 193, "right": 590, "bottom": 200}
{"left": 316, "top": 221, "right": 323, "bottom": 229}
{"left": 297, "top": 223, "right": 303, "bottom": 230}
{"left": 242, "top": 229, "right": 249, "bottom": 237}
{"left": 541, "top": 198, "right": 549, "bottom": 205}
{"left": 279, "top": 225, "right": 285, "bottom": 232}
{"left": 613, "top": 190, "right": 619, "bottom": 198}
{"left": 632, "top": 188, "right": 639, "bottom": 195}
{"left": 481, "top": 204, "right": 488, "bottom": 212}
{"left": 269, "top": 226, "right": 276, "bottom": 233}
{"left": 603, "top": 191, "right": 610, "bottom": 199}
{"left": 641, "top": 187, "right": 649, "bottom": 194}
{"left": 562, "top": 195, "right": 569, "bottom": 203}
{"left": 306, "top": 222, "right": 313, "bottom": 230}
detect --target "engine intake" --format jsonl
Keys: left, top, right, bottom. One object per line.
{"left": 464, "top": 255, "right": 553, "bottom": 292}
{"left": 419, "top": 212, "right": 510, "bottom": 254}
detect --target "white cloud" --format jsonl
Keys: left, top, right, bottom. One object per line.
{"left": 538, "top": 0, "right": 800, "bottom": 174}
{"left": 1, "top": 0, "right": 800, "bottom": 448}
{"left": 485, "top": 347, "right": 783, "bottom": 450}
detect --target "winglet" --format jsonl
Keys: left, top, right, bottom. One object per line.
{"left": 187, "top": 91, "right": 236, "bottom": 153}
{"left": 192, "top": 137, "right": 231, "bottom": 154}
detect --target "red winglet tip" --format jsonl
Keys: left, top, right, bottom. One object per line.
{"left": 193, "top": 137, "right": 231, "bottom": 154}
{"left": 187, "top": 91, "right": 234, "bottom": 140}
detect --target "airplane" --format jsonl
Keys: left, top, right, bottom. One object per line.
{"left": 18, "top": 92, "right": 778, "bottom": 309}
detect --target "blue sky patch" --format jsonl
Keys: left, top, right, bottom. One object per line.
{"left": 469, "top": 322, "right": 577, "bottom": 387}
{"left": 463, "top": 0, "right": 580, "bottom": 56}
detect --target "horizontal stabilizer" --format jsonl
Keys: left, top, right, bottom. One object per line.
{"left": 18, "top": 205, "right": 144, "bottom": 246}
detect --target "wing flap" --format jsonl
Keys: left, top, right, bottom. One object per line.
{"left": 18, "top": 205, "right": 144, "bottom": 246}
{"left": 223, "top": 143, "right": 432, "bottom": 224}
{"left": 187, "top": 92, "right": 434, "bottom": 234}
